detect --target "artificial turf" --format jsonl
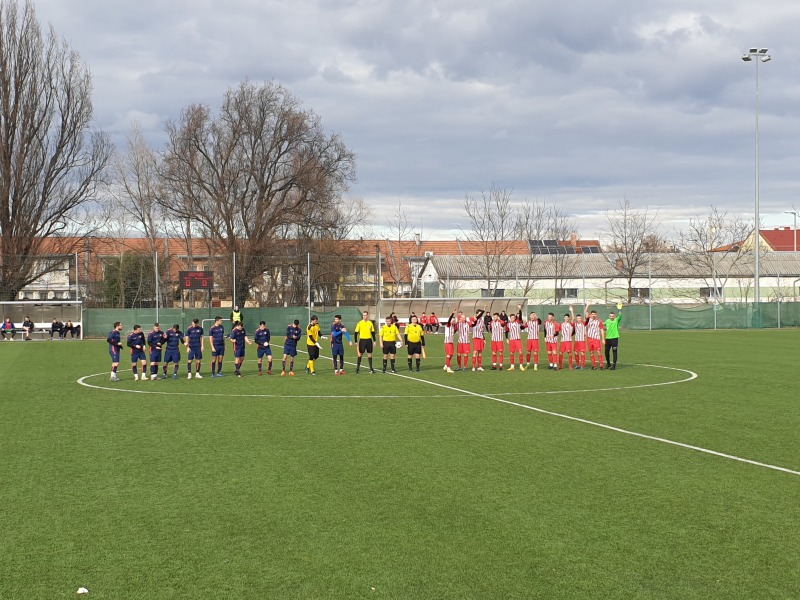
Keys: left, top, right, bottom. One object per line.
{"left": 0, "top": 330, "right": 798, "bottom": 599}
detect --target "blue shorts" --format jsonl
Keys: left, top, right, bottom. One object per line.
{"left": 258, "top": 346, "right": 272, "bottom": 359}
{"left": 149, "top": 349, "right": 162, "bottom": 363}
{"left": 212, "top": 344, "right": 225, "bottom": 357}
{"left": 188, "top": 347, "right": 203, "bottom": 361}
{"left": 109, "top": 349, "right": 121, "bottom": 362}
{"left": 332, "top": 344, "right": 344, "bottom": 357}
{"left": 131, "top": 349, "right": 146, "bottom": 362}
{"left": 283, "top": 344, "right": 297, "bottom": 357}
{"left": 234, "top": 347, "right": 246, "bottom": 359}
{"left": 164, "top": 349, "right": 181, "bottom": 364}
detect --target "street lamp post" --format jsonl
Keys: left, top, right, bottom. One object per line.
{"left": 785, "top": 210, "right": 798, "bottom": 252}
{"left": 741, "top": 47, "right": 771, "bottom": 304}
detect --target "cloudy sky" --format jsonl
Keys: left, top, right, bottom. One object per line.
{"left": 32, "top": 0, "right": 800, "bottom": 240}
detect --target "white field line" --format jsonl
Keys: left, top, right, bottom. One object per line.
{"left": 78, "top": 351, "right": 799, "bottom": 477}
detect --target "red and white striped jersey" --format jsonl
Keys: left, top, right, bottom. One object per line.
{"left": 490, "top": 320, "right": 506, "bottom": 342}
{"left": 586, "top": 317, "right": 604, "bottom": 340}
{"left": 560, "top": 322, "right": 574, "bottom": 342}
{"left": 443, "top": 321, "right": 455, "bottom": 344}
{"left": 507, "top": 321, "right": 522, "bottom": 341}
{"left": 525, "top": 318, "right": 541, "bottom": 339}
{"left": 573, "top": 321, "right": 586, "bottom": 342}
{"left": 457, "top": 319, "right": 471, "bottom": 343}
{"left": 472, "top": 317, "right": 485, "bottom": 339}
{"left": 544, "top": 320, "right": 560, "bottom": 343}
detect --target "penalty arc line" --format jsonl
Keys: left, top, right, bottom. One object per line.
{"left": 385, "top": 368, "right": 800, "bottom": 478}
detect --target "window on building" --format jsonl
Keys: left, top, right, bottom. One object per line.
{"left": 631, "top": 287, "right": 651, "bottom": 299}
{"left": 700, "top": 286, "right": 723, "bottom": 300}
{"left": 556, "top": 288, "right": 578, "bottom": 300}
{"left": 355, "top": 265, "right": 364, "bottom": 283}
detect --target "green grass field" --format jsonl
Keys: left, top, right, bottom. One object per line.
{"left": 1, "top": 330, "right": 798, "bottom": 599}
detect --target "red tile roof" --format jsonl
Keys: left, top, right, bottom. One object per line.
{"left": 761, "top": 227, "right": 800, "bottom": 251}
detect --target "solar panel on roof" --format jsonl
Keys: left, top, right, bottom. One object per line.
{"left": 566, "top": 247, "right": 576, "bottom": 254}
{"left": 589, "top": 247, "right": 601, "bottom": 254}
{"left": 544, "top": 239, "right": 558, "bottom": 247}
{"left": 530, "top": 240, "right": 545, "bottom": 247}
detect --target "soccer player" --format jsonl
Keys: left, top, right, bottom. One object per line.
{"left": 405, "top": 314, "right": 425, "bottom": 372}
{"left": 471, "top": 307, "right": 487, "bottom": 371}
{"left": 456, "top": 312, "right": 471, "bottom": 371}
{"left": 544, "top": 313, "right": 561, "bottom": 370}
{"left": 127, "top": 324, "right": 147, "bottom": 382}
{"left": 559, "top": 313, "right": 575, "bottom": 370}
{"left": 428, "top": 312, "right": 440, "bottom": 334}
{"left": 506, "top": 312, "right": 525, "bottom": 371}
{"left": 163, "top": 324, "right": 183, "bottom": 379}
{"left": 106, "top": 321, "right": 124, "bottom": 381}
{"left": 420, "top": 312, "right": 429, "bottom": 334}
{"left": 1, "top": 317, "right": 16, "bottom": 341}
{"left": 306, "top": 315, "right": 321, "bottom": 375}
{"left": 604, "top": 304, "right": 623, "bottom": 370}
{"left": 570, "top": 306, "right": 587, "bottom": 369}
{"left": 184, "top": 318, "right": 204, "bottom": 379}
{"left": 379, "top": 316, "right": 401, "bottom": 373}
{"left": 585, "top": 304, "right": 605, "bottom": 370}
{"left": 254, "top": 321, "right": 273, "bottom": 375}
{"left": 229, "top": 320, "right": 253, "bottom": 377}
{"left": 147, "top": 323, "right": 167, "bottom": 380}
{"left": 330, "top": 314, "right": 352, "bottom": 375}
{"left": 524, "top": 311, "right": 542, "bottom": 371}
{"left": 442, "top": 310, "right": 456, "bottom": 373}
{"left": 489, "top": 312, "right": 506, "bottom": 370}
{"left": 354, "top": 310, "right": 376, "bottom": 374}
{"left": 281, "top": 319, "right": 302, "bottom": 376}
{"left": 209, "top": 316, "right": 226, "bottom": 377}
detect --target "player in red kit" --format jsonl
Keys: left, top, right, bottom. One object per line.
{"left": 559, "top": 313, "right": 575, "bottom": 370}
{"left": 544, "top": 313, "right": 561, "bottom": 370}
{"left": 489, "top": 312, "right": 507, "bottom": 370}
{"left": 471, "top": 307, "right": 487, "bottom": 371}
{"left": 456, "top": 312, "right": 471, "bottom": 371}
{"left": 570, "top": 305, "right": 587, "bottom": 369}
{"left": 585, "top": 304, "right": 605, "bottom": 369}
{"left": 442, "top": 310, "right": 456, "bottom": 373}
{"left": 524, "top": 310, "right": 542, "bottom": 371}
{"left": 506, "top": 311, "right": 525, "bottom": 371}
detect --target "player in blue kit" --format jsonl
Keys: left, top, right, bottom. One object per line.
{"left": 107, "top": 321, "right": 124, "bottom": 381}
{"left": 209, "top": 316, "right": 226, "bottom": 377}
{"left": 127, "top": 324, "right": 147, "bottom": 382}
{"left": 229, "top": 321, "right": 253, "bottom": 377}
{"left": 281, "top": 319, "right": 302, "bottom": 376}
{"left": 330, "top": 314, "right": 352, "bottom": 375}
{"left": 163, "top": 324, "right": 183, "bottom": 379}
{"left": 184, "top": 318, "right": 204, "bottom": 379}
{"left": 253, "top": 321, "right": 273, "bottom": 375}
{"left": 147, "top": 323, "right": 167, "bottom": 380}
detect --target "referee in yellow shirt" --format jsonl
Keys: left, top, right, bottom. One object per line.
{"left": 379, "top": 317, "right": 401, "bottom": 373}
{"left": 306, "top": 315, "right": 321, "bottom": 375}
{"left": 354, "top": 310, "right": 376, "bottom": 374}
{"left": 405, "top": 314, "right": 425, "bottom": 372}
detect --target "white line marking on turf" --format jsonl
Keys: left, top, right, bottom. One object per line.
{"left": 384, "top": 369, "right": 800, "bottom": 477}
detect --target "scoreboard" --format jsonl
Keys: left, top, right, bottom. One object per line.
{"left": 179, "top": 271, "right": 214, "bottom": 290}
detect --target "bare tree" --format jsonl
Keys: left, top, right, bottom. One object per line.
{"left": 674, "top": 206, "right": 751, "bottom": 303}
{"left": 0, "top": 1, "right": 112, "bottom": 300}
{"left": 603, "top": 199, "right": 662, "bottom": 303}
{"left": 513, "top": 198, "right": 548, "bottom": 296}
{"left": 461, "top": 185, "right": 518, "bottom": 297}
{"left": 383, "top": 199, "right": 413, "bottom": 297}
{"left": 159, "top": 80, "right": 356, "bottom": 307}
{"left": 545, "top": 206, "right": 580, "bottom": 305}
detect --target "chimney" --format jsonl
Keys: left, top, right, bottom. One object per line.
{"left": 570, "top": 232, "right": 578, "bottom": 246}
{"left": 615, "top": 258, "right": 624, "bottom": 270}
{"left": 415, "top": 232, "right": 421, "bottom": 250}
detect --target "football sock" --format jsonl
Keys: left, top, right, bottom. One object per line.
{"left": 211, "top": 363, "right": 216, "bottom": 375}
{"left": 196, "top": 364, "right": 201, "bottom": 373}
{"left": 416, "top": 358, "right": 420, "bottom": 369}
{"left": 356, "top": 356, "right": 362, "bottom": 369}
{"left": 408, "top": 358, "right": 413, "bottom": 369}
{"left": 391, "top": 359, "right": 395, "bottom": 370}
{"left": 368, "top": 357, "right": 373, "bottom": 369}
{"left": 132, "top": 366, "right": 137, "bottom": 375}
{"left": 383, "top": 359, "right": 388, "bottom": 370}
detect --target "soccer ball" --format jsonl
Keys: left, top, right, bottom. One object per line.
{"left": 395, "top": 340, "right": 402, "bottom": 348}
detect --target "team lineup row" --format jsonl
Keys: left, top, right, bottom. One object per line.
{"left": 104, "top": 304, "right": 624, "bottom": 381}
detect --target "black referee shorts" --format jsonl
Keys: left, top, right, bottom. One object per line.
{"left": 358, "top": 339, "right": 374, "bottom": 355}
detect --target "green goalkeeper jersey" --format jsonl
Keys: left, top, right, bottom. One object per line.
{"left": 604, "top": 312, "right": 622, "bottom": 339}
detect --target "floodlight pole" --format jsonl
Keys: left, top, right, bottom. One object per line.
{"left": 785, "top": 210, "right": 798, "bottom": 252}
{"left": 741, "top": 47, "right": 771, "bottom": 305}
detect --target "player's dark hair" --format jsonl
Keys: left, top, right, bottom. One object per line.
{"left": 260, "top": 321, "right": 266, "bottom": 326}
{"left": 311, "top": 315, "right": 318, "bottom": 321}
{"left": 154, "top": 322, "right": 159, "bottom": 327}
{"left": 334, "top": 314, "right": 341, "bottom": 319}
{"left": 548, "top": 312, "right": 555, "bottom": 317}
{"left": 293, "top": 319, "right": 300, "bottom": 326}
{"left": 565, "top": 313, "right": 570, "bottom": 317}
{"left": 173, "top": 324, "right": 180, "bottom": 330}
{"left": 113, "top": 321, "right": 121, "bottom": 328}
{"left": 133, "top": 324, "right": 140, "bottom": 330}
{"left": 215, "top": 316, "right": 222, "bottom": 321}
{"left": 493, "top": 312, "right": 500, "bottom": 317}
{"left": 193, "top": 318, "right": 199, "bottom": 325}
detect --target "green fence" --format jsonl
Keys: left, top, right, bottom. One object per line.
{"left": 524, "top": 302, "right": 800, "bottom": 330}
{"left": 84, "top": 307, "right": 364, "bottom": 338}
{"left": 82, "top": 303, "right": 800, "bottom": 337}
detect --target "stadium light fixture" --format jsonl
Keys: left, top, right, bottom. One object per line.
{"left": 785, "top": 210, "right": 798, "bottom": 252}
{"left": 741, "top": 46, "right": 772, "bottom": 304}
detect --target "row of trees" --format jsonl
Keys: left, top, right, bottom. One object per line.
{"left": 0, "top": 1, "right": 758, "bottom": 306}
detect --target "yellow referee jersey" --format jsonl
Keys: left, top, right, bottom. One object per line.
{"left": 354, "top": 319, "right": 375, "bottom": 340}
{"left": 405, "top": 323, "right": 424, "bottom": 343}
{"left": 380, "top": 323, "right": 400, "bottom": 342}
